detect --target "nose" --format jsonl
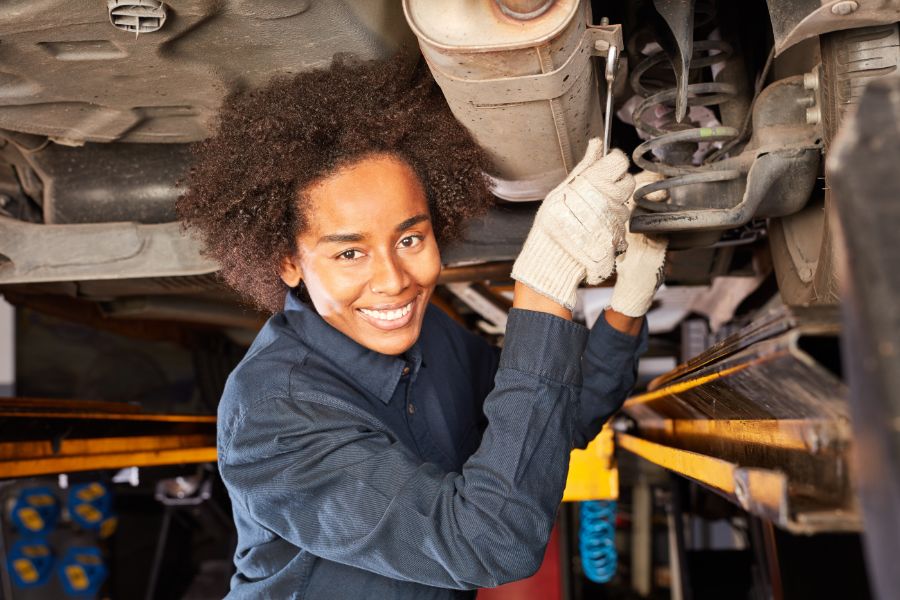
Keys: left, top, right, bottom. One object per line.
{"left": 369, "top": 251, "right": 410, "bottom": 296}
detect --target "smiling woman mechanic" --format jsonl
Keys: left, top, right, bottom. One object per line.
{"left": 177, "top": 56, "right": 664, "bottom": 599}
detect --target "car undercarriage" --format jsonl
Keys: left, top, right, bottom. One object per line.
{"left": 2, "top": 1, "right": 900, "bottom": 598}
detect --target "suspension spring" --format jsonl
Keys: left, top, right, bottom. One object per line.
{"left": 629, "top": 24, "right": 743, "bottom": 210}
{"left": 579, "top": 500, "right": 618, "bottom": 584}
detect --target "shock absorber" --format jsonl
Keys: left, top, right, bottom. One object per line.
{"left": 628, "top": 4, "right": 743, "bottom": 209}
{"left": 579, "top": 500, "right": 618, "bottom": 583}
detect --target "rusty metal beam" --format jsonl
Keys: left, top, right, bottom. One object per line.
{"left": 0, "top": 434, "right": 213, "bottom": 461}
{"left": 0, "top": 396, "right": 141, "bottom": 414}
{"left": 616, "top": 432, "right": 859, "bottom": 534}
{"left": 618, "top": 433, "right": 737, "bottom": 495}
{"left": 0, "top": 410, "right": 215, "bottom": 423}
{"left": 438, "top": 261, "right": 513, "bottom": 284}
{"left": 619, "top": 305, "right": 859, "bottom": 533}
{"left": 0, "top": 447, "right": 217, "bottom": 479}
{"left": 632, "top": 418, "right": 850, "bottom": 454}
{"left": 0, "top": 397, "right": 217, "bottom": 478}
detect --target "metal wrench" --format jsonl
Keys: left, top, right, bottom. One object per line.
{"left": 602, "top": 44, "right": 619, "bottom": 157}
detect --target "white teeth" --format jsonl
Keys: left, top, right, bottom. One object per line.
{"left": 360, "top": 302, "right": 412, "bottom": 321}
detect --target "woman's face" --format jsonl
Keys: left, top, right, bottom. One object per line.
{"left": 280, "top": 154, "right": 442, "bottom": 356}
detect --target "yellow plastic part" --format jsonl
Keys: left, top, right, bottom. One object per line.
{"left": 65, "top": 565, "right": 89, "bottom": 591}
{"left": 76, "top": 553, "right": 102, "bottom": 565}
{"left": 22, "top": 544, "right": 49, "bottom": 558}
{"left": 16, "top": 506, "right": 44, "bottom": 532}
{"left": 100, "top": 516, "right": 118, "bottom": 539}
{"left": 27, "top": 493, "right": 55, "bottom": 507}
{"left": 13, "top": 558, "right": 38, "bottom": 583}
{"left": 76, "top": 482, "right": 105, "bottom": 502}
{"left": 562, "top": 425, "right": 618, "bottom": 502}
{"left": 74, "top": 503, "right": 102, "bottom": 524}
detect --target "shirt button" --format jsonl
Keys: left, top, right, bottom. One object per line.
{"left": 402, "top": 366, "right": 410, "bottom": 376}
{"left": 407, "top": 403, "right": 416, "bottom": 415}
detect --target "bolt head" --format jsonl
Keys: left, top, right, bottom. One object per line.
{"left": 831, "top": 1, "right": 858, "bottom": 16}
{"left": 803, "top": 71, "right": 819, "bottom": 91}
{"left": 806, "top": 106, "right": 821, "bottom": 125}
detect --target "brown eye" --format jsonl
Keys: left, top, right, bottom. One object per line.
{"left": 398, "top": 235, "right": 422, "bottom": 249}
{"left": 338, "top": 249, "right": 362, "bottom": 261}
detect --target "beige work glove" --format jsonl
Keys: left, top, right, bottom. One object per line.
{"left": 609, "top": 171, "right": 669, "bottom": 317}
{"left": 512, "top": 139, "right": 634, "bottom": 310}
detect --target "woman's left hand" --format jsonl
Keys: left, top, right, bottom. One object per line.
{"left": 609, "top": 170, "right": 669, "bottom": 317}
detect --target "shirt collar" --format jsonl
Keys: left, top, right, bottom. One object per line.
{"left": 282, "top": 291, "right": 422, "bottom": 404}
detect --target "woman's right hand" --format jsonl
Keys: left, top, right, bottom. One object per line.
{"left": 511, "top": 138, "right": 634, "bottom": 310}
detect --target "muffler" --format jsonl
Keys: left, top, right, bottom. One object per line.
{"left": 403, "top": 0, "right": 622, "bottom": 201}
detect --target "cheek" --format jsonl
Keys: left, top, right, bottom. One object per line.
{"left": 301, "top": 260, "right": 365, "bottom": 315}
{"left": 409, "top": 242, "right": 442, "bottom": 290}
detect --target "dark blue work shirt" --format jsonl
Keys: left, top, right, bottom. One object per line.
{"left": 218, "top": 291, "right": 647, "bottom": 599}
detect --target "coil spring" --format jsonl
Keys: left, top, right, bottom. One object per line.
{"left": 629, "top": 17, "right": 743, "bottom": 210}
{"left": 579, "top": 500, "right": 617, "bottom": 584}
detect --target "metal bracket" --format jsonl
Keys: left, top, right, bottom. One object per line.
{"left": 0, "top": 216, "right": 217, "bottom": 284}
{"left": 586, "top": 23, "right": 624, "bottom": 57}
{"left": 428, "top": 24, "right": 622, "bottom": 106}
{"left": 767, "top": 0, "right": 900, "bottom": 56}
{"left": 630, "top": 148, "right": 820, "bottom": 233}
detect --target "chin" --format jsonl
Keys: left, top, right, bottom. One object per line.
{"left": 368, "top": 334, "right": 418, "bottom": 356}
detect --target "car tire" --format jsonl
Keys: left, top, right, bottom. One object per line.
{"left": 770, "top": 23, "right": 899, "bottom": 306}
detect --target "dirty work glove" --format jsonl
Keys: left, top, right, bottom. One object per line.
{"left": 511, "top": 138, "right": 634, "bottom": 310}
{"left": 609, "top": 171, "right": 669, "bottom": 317}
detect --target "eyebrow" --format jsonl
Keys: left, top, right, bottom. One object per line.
{"left": 395, "top": 214, "right": 430, "bottom": 232}
{"left": 317, "top": 232, "right": 364, "bottom": 244}
{"left": 316, "top": 214, "right": 430, "bottom": 245}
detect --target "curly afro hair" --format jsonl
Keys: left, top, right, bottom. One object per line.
{"left": 176, "top": 54, "right": 495, "bottom": 314}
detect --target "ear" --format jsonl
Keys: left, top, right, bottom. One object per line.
{"left": 279, "top": 254, "right": 303, "bottom": 288}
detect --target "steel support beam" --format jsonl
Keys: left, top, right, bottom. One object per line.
{"left": 0, "top": 397, "right": 215, "bottom": 478}
{"left": 619, "top": 306, "right": 859, "bottom": 533}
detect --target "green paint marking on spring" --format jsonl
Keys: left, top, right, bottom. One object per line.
{"left": 699, "top": 127, "right": 716, "bottom": 138}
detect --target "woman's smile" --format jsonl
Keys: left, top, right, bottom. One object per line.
{"left": 358, "top": 296, "right": 417, "bottom": 329}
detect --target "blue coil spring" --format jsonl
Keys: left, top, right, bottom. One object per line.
{"left": 579, "top": 500, "right": 618, "bottom": 584}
